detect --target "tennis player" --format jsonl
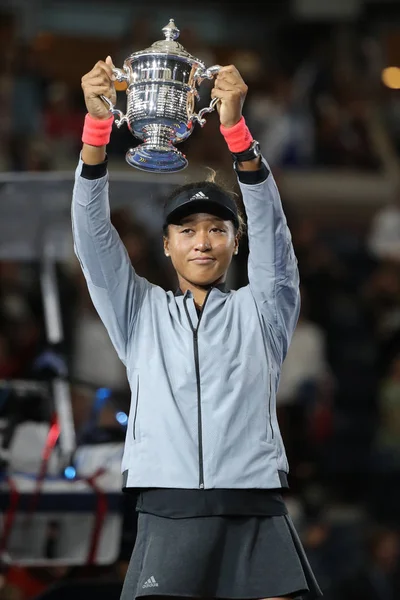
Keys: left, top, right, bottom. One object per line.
{"left": 73, "top": 56, "right": 323, "bottom": 600}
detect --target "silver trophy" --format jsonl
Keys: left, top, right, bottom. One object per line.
{"left": 100, "top": 19, "right": 220, "bottom": 173}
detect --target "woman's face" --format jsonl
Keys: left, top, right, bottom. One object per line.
{"left": 164, "top": 212, "right": 239, "bottom": 288}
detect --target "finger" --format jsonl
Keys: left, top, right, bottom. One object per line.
{"left": 105, "top": 55, "right": 115, "bottom": 69}
{"left": 211, "top": 88, "right": 234, "bottom": 100}
{"left": 218, "top": 65, "right": 242, "bottom": 82}
{"left": 211, "top": 85, "right": 244, "bottom": 98}
{"left": 85, "top": 84, "right": 114, "bottom": 98}
{"left": 216, "top": 72, "right": 246, "bottom": 89}
{"left": 217, "top": 66, "right": 245, "bottom": 85}
{"left": 95, "top": 60, "right": 115, "bottom": 81}
{"left": 82, "top": 67, "right": 113, "bottom": 85}
{"left": 214, "top": 78, "right": 240, "bottom": 91}
{"left": 83, "top": 75, "right": 113, "bottom": 88}
{"left": 218, "top": 64, "right": 241, "bottom": 76}
{"left": 216, "top": 71, "right": 239, "bottom": 82}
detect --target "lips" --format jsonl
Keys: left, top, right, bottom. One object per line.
{"left": 190, "top": 257, "right": 215, "bottom": 264}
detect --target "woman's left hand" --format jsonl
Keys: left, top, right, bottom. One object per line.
{"left": 211, "top": 65, "right": 248, "bottom": 129}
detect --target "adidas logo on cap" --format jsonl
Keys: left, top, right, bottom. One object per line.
{"left": 190, "top": 191, "right": 209, "bottom": 200}
{"left": 142, "top": 576, "right": 159, "bottom": 588}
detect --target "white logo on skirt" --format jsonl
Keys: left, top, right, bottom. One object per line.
{"left": 142, "top": 576, "right": 159, "bottom": 588}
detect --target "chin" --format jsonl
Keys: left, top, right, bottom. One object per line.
{"left": 194, "top": 278, "right": 216, "bottom": 287}
{"left": 182, "top": 264, "right": 226, "bottom": 287}
{"left": 189, "top": 274, "right": 223, "bottom": 287}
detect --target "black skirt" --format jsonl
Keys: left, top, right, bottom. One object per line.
{"left": 120, "top": 512, "right": 323, "bottom": 600}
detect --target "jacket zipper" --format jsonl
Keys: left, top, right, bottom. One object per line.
{"left": 133, "top": 376, "right": 139, "bottom": 440}
{"left": 184, "top": 289, "right": 212, "bottom": 489}
{"left": 268, "top": 371, "right": 274, "bottom": 440}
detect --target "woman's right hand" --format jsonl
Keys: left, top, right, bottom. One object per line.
{"left": 81, "top": 56, "right": 116, "bottom": 120}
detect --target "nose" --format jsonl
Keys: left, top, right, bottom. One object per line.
{"left": 194, "top": 232, "right": 211, "bottom": 252}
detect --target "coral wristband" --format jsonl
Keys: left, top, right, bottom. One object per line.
{"left": 220, "top": 116, "right": 253, "bottom": 153}
{"left": 82, "top": 114, "right": 113, "bottom": 147}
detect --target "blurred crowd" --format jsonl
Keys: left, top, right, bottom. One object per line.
{"left": 1, "top": 6, "right": 400, "bottom": 600}
{"left": 0, "top": 11, "right": 392, "bottom": 174}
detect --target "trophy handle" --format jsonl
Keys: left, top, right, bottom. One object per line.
{"left": 100, "top": 67, "right": 130, "bottom": 127}
{"left": 191, "top": 64, "right": 221, "bottom": 126}
{"left": 194, "top": 64, "right": 221, "bottom": 84}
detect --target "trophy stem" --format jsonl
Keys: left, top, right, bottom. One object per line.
{"left": 125, "top": 124, "right": 188, "bottom": 173}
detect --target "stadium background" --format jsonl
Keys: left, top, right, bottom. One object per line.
{"left": 1, "top": 0, "right": 400, "bottom": 598}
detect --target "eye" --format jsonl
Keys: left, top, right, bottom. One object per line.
{"left": 180, "top": 228, "right": 194, "bottom": 234}
{"left": 210, "top": 227, "right": 226, "bottom": 233}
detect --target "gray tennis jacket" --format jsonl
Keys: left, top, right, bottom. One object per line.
{"left": 72, "top": 155, "right": 300, "bottom": 490}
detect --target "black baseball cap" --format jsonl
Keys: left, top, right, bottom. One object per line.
{"left": 163, "top": 185, "right": 239, "bottom": 230}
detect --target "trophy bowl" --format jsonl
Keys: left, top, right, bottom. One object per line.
{"left": 101, "top": 19, "right": 221, "bottom": 173}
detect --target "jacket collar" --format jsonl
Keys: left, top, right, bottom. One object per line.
{"left": 174, "top": 282, "right": 228, "bottom": 297}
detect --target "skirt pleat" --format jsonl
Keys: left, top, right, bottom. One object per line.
{"left": 120, "top": 512, "right": 323, "bottom": 600}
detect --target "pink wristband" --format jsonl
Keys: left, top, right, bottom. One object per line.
{"left": 82, "top": 113, "right": 114, "bottom": 147}
{"left": 220, "top": 116, "right": 253, "bottom": 153}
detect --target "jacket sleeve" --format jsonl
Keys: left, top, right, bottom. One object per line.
{"left": 237, "top": 157, "right": 300, "bottom": 363}
{"left": 71, "top": 157, "right": 150, "bottom": 364}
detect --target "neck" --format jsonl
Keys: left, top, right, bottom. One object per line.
{"left": 178, "top": 275, "right": 226, "bottom": 308}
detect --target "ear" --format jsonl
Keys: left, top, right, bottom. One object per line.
{"left": 233, "top": 234, "right": 239, "bottom": 256}
{"left": 163, "top": 235, "right": 170, "bottom": 257}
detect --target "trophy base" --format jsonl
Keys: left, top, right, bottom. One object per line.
{"left": 125, "top": 144, "right": 188, "bottom": 173}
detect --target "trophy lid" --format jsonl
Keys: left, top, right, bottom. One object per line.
{"left": 127, "top": 19, "right": 204, "bottom": 65}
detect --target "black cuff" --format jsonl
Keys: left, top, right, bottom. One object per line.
{"left": 235, "top": 161, "right": 269, "bottom": 185}
{"left": 80, "top": 157, "right": 108, "bottom": 180}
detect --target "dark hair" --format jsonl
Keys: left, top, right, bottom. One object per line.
{"left": 163, "top": 173, "right": 246, "bottom": 238}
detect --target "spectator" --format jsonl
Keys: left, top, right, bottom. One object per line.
{"left": 70, "top": 265, "right": 128, "bottom": 392}
{"left": 291, "top": 217, "right": 348, "bottom": 332}
{"left": 299, "top": 516, "right": 337, "bottom": 600}
{"left": 313, "top": 82, "right": 378, "bottom": 170}
{"left": 43, "top": 81, "right": 83, "bottom": 168}
{"left": 336, "top": 525, "right": 400, "bottom": 600}
{"left": 247, "top": 71, "right": 315, "bottom": 170}
{"left": 277, "top": 288, "right": 333, "bottom": 480}
{"left": 368, "top": 190, "right": 400, "bottom": 263}
{"left": 278, "top": 290, "right": 331, "bottom": 406}
{"left": 0, "top": 332, "right": 21, "bottom": 378}
{"left": 373, "top": 353, "right": 400, "bottom": 470}
{"left": 0, "top": 262, "right": 42, "bottom": 378}
{"left": 362, "top": 259, "right": 400, "bottom": 375}
{"left": 7, "top": 41, "right": 49, "bottom": 171}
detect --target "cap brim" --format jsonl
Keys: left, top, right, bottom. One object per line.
{"left": 165, "top": 199, "right": 238, "bottom": 228}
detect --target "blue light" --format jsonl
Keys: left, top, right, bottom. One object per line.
{"left": 64, "top": 466, "right": 77, "bottom": 480}
{"left": 95, "top": 387, "right": 111, "bottom": 401}
{"left": 116, "top": 411, "right": 128, "bottom": 426}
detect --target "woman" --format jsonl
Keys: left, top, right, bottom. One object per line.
{"left": 73, "top": 57, "right": 322, "bottom": 600}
